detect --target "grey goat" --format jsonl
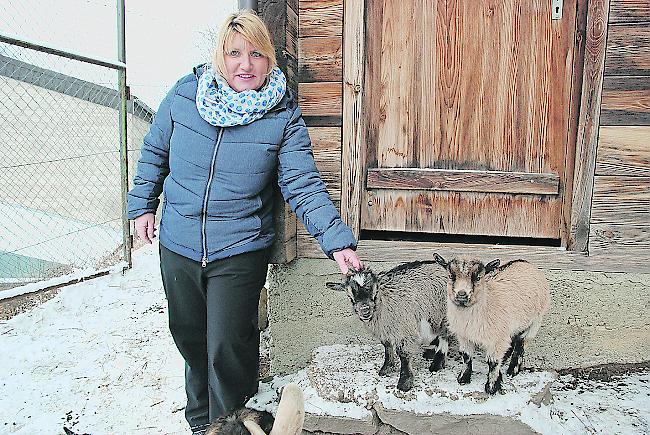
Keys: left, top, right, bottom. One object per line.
{"left": 327, "top": 261, "right": 449, "bottom": 391}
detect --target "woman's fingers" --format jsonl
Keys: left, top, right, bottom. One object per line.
{"left": 134, "top": 213, "right": 155, "bottom": 244}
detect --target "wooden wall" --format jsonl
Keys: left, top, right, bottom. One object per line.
{"left": 297, "top": 0, "right": 345, "bottom": 256}
{"left": 590, "top": 0, "right": 650, "bottom": 258}
{"left": 294, "top": 0, "right": 649, "bottom": 269}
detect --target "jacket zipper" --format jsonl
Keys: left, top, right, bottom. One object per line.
{"left": 201, "top": 127, "right": 225, "bottom": 267}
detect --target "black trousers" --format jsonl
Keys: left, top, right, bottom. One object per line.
{"left": 159, "top": 245, "right": 269, "bottom": 428}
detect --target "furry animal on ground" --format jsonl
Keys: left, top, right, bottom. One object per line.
{"left": 327, "top": 261, "right": 449, "bottom": 391}
{"left": 433, "top": 254, "right": 550, "bottom": 395}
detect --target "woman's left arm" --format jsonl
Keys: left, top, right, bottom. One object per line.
{"left": 277, "top": 99, "right": 361, "bottom": 272}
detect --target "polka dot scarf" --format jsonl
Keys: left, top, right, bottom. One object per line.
{"left": 196, "top": 66, "right": 287, "bottom": 127}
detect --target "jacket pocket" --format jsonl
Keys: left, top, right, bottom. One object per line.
{"left": 204, "top": 196, "right": 262, "bottom": 253}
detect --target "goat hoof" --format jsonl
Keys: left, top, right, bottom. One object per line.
{"left": 397, "top": 377, "right": 413, "bottom": 391}
{"left": 484, "top": 376, "right": 503, "bottom": 395}
{"left": 457, "top": 371, "right": 472, "bottom": 385}
{"left": 506, "top": 364, "right": 520, "bottom": 377}
{"left": 379, "top": 367, "right": 393, "bottom": 376}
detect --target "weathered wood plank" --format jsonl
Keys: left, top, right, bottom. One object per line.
{"left": 340, "top": 0, "right": 365, "bottom": 239}
{"left": 298, "top": 82, "right": 341, "bottom": 117}
{"left": 609, "top": 0, "right": 650, "bottom": 23}
{"left": 605, "top": 24, "right": 650, "bottom": 75}
{"left": 303, "top": 115, "right": 342, "bottom": 126}
{"left": 299, "top": 36, "right": 343, "bottom": 82}
{"left": 561, "top": 0, "right": 589, "bottom": 247}
{"left": 286, "top": 5, "right": 298, "bottom": 60}
{"left": 296, "top": 237, "right": 650, "bottom": 273}
{"left": 570, "top": 0, "right": 611, "bottom": 251}
{"left": 596, "top": 126, "right": 650, "bottom": 175}
{"left": 259, "top": 0, "right": 297, "bottom": 264}
{"left": 309, "top": 127, "right": 342, "bottom": 201}
{"left": 299, "top": 0, "right": 343, "bottom": 37}
{"left": 362, "top": 191, "right": 562, "bottom": 239}
{"left": 589, "top": 223, "right": 650, "bottom": 256}
{"left": 367, "top": 168, "right": 560, "bottom": 195}
{"left": 600, "top": 76, "right": 650, "bottom": 125}
{"left": 591, "top": 175, "right": 650, "bottom": 225}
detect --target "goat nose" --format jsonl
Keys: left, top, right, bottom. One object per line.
{"left": 457, "top": 291, "right": 468, "bottom": 300}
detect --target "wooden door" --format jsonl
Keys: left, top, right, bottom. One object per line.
{"left": 352, "top": 0, "right": 577, "bottom": 239}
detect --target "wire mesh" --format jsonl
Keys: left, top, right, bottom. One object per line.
{"left": 0, "top": 37, "right": 152, "bottom": 292}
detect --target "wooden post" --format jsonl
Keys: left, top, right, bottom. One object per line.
{"left": 259, "top": 0, "right": 299, "bottom": 263}
{"left": 341, "top": 0, "right": 365, "bottom": 239}
{"left": 569, "top": 0, "right": 611, "bottom": 252}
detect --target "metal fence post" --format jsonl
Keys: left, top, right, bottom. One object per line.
{"left": 117, "top": 0, "right": 132, "bottom": 269}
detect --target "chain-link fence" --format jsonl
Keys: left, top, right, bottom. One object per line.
{"left": 0, "top": 23, "right": 152, "bottom": 293}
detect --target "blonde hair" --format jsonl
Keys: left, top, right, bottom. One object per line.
{"left": 213, "top": 10, "right": 277, "bottom": 78}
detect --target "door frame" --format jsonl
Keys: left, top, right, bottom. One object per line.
{"left": 341, "top": 0, "right": 605, "bottom": 252}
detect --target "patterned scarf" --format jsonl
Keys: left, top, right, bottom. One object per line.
{"left": 195, "top": 65, "right": 286, "bottom": 127}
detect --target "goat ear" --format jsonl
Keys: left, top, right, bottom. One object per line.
{"left": 270, "top": 383, "right": 304, "bottom": 435}
{"left": 433, "top": 253, "right": 448, "bottom": 268}
{"left": 485, "top": 259, "right": 500, "bottom": 274}
{"left": 243, "top": 420, "right": 268, "bottom": 435}
{"left": 326, "top": 282, "right": 345, "bottom": 292}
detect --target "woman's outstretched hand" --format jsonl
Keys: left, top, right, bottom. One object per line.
{"left": 332, "top": 248, "right": 362, "bottom": 275}
{"left": 134, "top": 213, "right": 156, "bottom": 244}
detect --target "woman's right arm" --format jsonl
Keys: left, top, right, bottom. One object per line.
{"left": 127, "top": 82, "right": 177, "bottom": 223}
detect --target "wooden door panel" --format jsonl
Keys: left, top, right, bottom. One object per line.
{"left": 367, "top": 168, "right": 560, "bottom": 195}
{"left": 362, "top": 190, "right": 562, "bottom": 238}
{"left": 360, "top": 0, "right": 576, "bottom": 238}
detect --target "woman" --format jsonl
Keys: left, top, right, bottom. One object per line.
{"left": 127, "top": 10, "right": 361, "bottom": 435}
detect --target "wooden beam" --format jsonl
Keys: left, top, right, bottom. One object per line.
{"left": 590, "top": 175, "right": 650, "bottom": 225}
{"left": 589, "top": 223, "right": 650, "bottom": 256}
{"left": 296, "top": 235, "right": 650, "bottom": 273}
{"left": 569, "top": 0, "right": 611, "bottom": 252}
{"left": 299, "top": 0, "right": 343, "bottom": 37}
{"left": 309, "top": 127, "right": 342, "bottom": 201}
{"left": 340, "top": 0, "right": 365, "bottom": 239}
{"left": 600, "top": 76, "right": 650, "bottom": 125}
{"left": 596, "top": 126, "right": 650, "bottom": 176}
{"left": 259, "top": 0, "right": 297, "bottom": 263}
{"left": 605, "top": 24, "right": 650, "bottom": 76}
{"left": 609, "top": 0, "right": 650, "bottom": 23}
{"left": 561, "top": 0, "right": 589, "bottom": 249}
{"left": 367, "top": 168, "right": 560, "bottom": 195}
{"left": 298, "top": 82, "right": 341, "bottom": 116}
{"left": 299, "top": 36, "right": 343, "bottom": 82}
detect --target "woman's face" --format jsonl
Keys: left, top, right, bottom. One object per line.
{"left": 223, "top": 32, "right": 270, "bottom": 92}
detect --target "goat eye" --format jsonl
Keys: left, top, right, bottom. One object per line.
{"left": 450, "top": 273, "right": 456, "bottom": 282}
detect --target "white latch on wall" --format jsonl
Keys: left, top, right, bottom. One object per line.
{"left": 552, "top": 0, "right": 563, "bottom": 20}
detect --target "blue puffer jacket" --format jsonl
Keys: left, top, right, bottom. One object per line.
{"left": 127, "top": 65, "right": 356, "bottom": 264}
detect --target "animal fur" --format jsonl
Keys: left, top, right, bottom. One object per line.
{"left": 434, "top": 254, "right": 550, "bottom": 395}
{"left": 327, "top": 261, "right": 449, "bottom": 391}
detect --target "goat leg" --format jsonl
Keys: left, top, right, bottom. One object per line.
{"left": 485, "top": 357, "right": 504, "bottom": 395}
{"left": 396, "top": 345, "right": 414, "bottom": 391}
{"left": 457, "top": 339, "right": 473, "bottom": 385}
{"left": 379, "top": 341, "right": 397, "bottom": 376}
{"left": 428, "top": 335, "right": 448, "bottom": 372}
{"left": 506, "top": 333, "right": 525, "bottom": 377}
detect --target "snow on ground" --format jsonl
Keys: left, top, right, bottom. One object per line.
{"left": 1, "top": 242, "right": 649, "bottom": 434}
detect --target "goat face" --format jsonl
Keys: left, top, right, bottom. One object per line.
{"left": 326, "top": 268, "right": 380, "bottom": 322}
{"left": 433, "top": 254, "right": 500, "bottom": 308}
